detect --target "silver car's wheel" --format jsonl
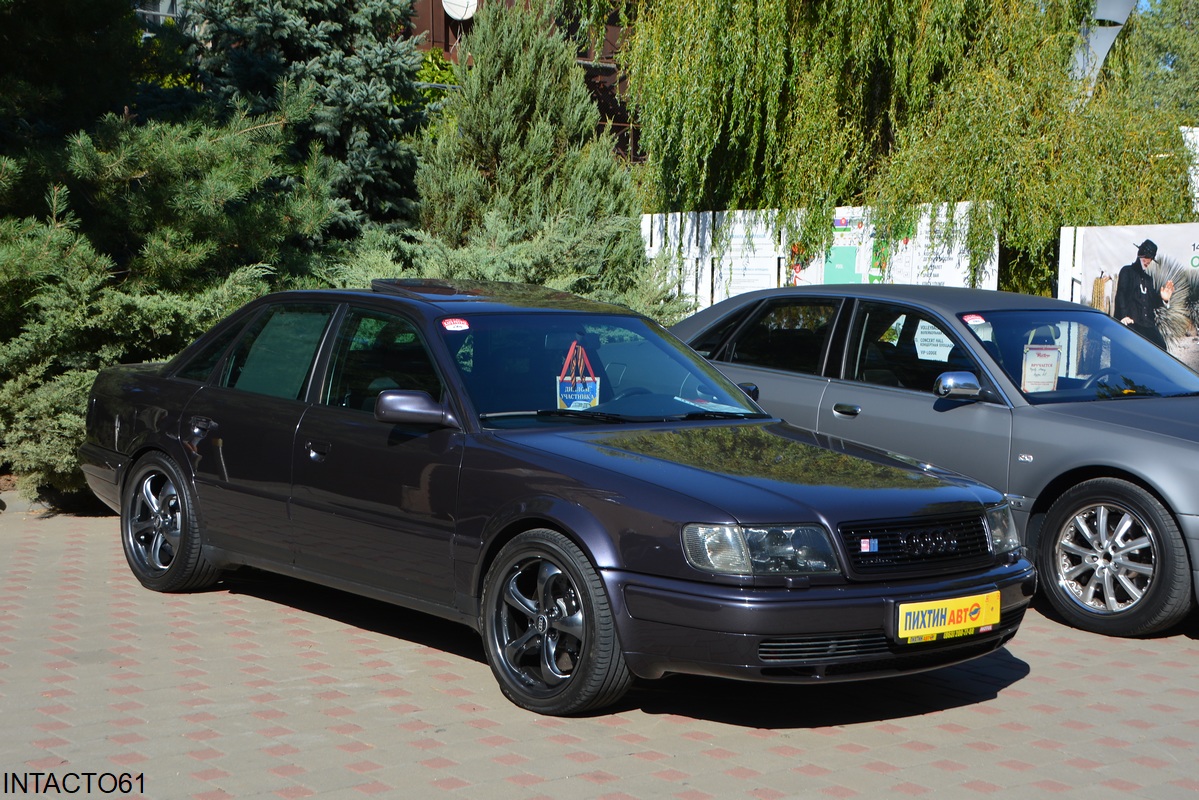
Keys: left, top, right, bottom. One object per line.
{"left": 121, "top": 453, "right": 219, "bottom": 592}
{"left": 1041, "top": 479, "right": 1191, "bottom": 636}
{"left": 481, "top": 529, "right": 632, "bottom": 715}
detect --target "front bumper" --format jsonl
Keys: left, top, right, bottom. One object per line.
{"left": 606, "top": 560, "right": 1037, "bottom": 683}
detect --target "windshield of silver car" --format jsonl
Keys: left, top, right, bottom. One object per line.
{"left": 959, "top": 309, "right": 1199, "bottom": 403}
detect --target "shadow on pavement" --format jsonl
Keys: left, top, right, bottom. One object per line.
{"left": 218, "top": 568, "right": 1030, "bottom": 727}
{"left": 620, "top": 647, "right": 1029, "bottom": 728}
{"left": 221, "top": 569, "right": 488, "bottom": 664}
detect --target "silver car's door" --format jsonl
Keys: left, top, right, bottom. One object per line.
{"left": 702, "top": 296, "right": 841, "bottom": 430}
{"left": 815, "top": 300, "right": 1014, "bottom": 493}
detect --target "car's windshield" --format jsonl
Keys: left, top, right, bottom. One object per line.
{"left": 959, "top": 309, "right": 1199, "bottom": 404}
{"left": 436, "top": 312, "right": 767, "bottom": 425}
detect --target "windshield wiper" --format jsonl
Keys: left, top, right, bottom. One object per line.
{"left": 477, "top": 409, "right": 631, "bottom": 424}
{"left": 676, "top": 410, "right": 770, "bottom": 420}
{"left": 537, "top": 409, "right": 633, "bottom": 423}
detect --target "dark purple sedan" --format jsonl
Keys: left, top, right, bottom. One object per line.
{"left": 79, "top": 279, "right": 1035, "bottom": 714}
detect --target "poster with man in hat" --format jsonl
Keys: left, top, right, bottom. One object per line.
{"left": 1060, "top": 222, "right": 1199, "bottom": 368}
{"left": 1114, "top": 238, "right": 1175, "bottom": 349}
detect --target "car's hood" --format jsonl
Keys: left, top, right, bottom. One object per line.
{"left": 494, "top": 421, "right": 999, "bottom": 525}
{"left": 1039, "top": 396, "right": 1199, "bottom": 442}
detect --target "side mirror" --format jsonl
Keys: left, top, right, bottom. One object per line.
{"left": 374, "top": 390, "right": 460, "bottom": 428}
{"left": 933, "top": 371, "right": 982, "bottom": 399}
{"left": 738, "top": 382, "right": 760, "bottom": 402}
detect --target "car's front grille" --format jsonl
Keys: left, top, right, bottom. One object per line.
{"left": 838, "top": 514, "right": 993, "bottom": 576}
{"left": 759, "top": 632, "right": 890, "bottom": 663}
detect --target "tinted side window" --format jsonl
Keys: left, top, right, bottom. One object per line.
{"left": 220, "top": 304, "right": 335, "bottom": 400}
{"left": 173, "top": 318, "right": 248, "bottom": 382}
{"left": 322, "top": 308, "right": 442, "bottom": 411}
{"left": 726, "top": 300, "right": 838, "bottom": 375}
{"left": 688, "top": 307, "right": 756, "bottom": 358}
{"left": 850, "top": 302, "right": 972, "bottom": 391}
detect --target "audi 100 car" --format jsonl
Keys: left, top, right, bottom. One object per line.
{"left": 79, "top": 279, "right": 1035, "bottom": 715}
{"left": 673, "top": 283, "right": 1199, "bottom": 638}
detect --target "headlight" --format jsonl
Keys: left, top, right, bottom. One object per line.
{"left": 683, "top": 523, "right": 841, "bottom": 576}
{"left": 984, "top": 504, "right": 1021, "bottom": 555}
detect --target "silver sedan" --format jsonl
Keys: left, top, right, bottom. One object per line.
{"left": 673, "top": 284, "right": 1199, "bottom": 637}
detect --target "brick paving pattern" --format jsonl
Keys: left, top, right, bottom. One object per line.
{"left": 2, "top": 494, "right": 1198, "bottom": 799}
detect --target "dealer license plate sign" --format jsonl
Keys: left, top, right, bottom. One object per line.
{"left": 897, "top": 591, "right": 1001, "bottom": 643}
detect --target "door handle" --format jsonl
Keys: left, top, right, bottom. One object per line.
{"left": 832, "top": 403, "right": 861, "bottom": 418}
{"left": 305, "top": 440, "right": 331, "bottom": 462}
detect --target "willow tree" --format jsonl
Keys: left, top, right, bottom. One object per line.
{"left": 1109, "top": 0, "right": 1199, "bottom": 117}
{"left": 621, "top": 0, "right": 1199, "bottom": 292}
{"left": 870, "top": 0, "right": 1197, "bottom": 292}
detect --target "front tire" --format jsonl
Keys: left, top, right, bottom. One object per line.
{"left": 480, "top": 529, "right": 632, "bottom": 715}
{"left": 121, "top": 452, "right": 219, "bottom": 592}
{"left": 1040, "top": 478, "right": 1192, "bottom": 636}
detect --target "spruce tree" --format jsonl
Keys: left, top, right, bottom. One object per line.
{"left": 187, "top": 0, "right": 426, "bottom": 233}
{"left": 0, "top": 0, "right": 141, "bottom": 149}
{"left": 410, "top": 0, "right": 682, "bottom": 316}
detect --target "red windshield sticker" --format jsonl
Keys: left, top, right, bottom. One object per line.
{"left": 441, "top": 318, "right": 470, "bottom": 331}
{"left": 557, "top": 341, "right": 601, "bottom": 409}
{"left": 963, "top": 314, "right": 986, "bottom": 325}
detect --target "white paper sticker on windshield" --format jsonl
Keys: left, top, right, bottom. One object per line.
{"left": 1021, "top": 345, "right": 1061, "bottom": 392}
{"left": 441, "top": 318, "right": 470, "bottom": 331}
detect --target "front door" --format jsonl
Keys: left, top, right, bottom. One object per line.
{"left": 289, "top": 307, "right": 462, "bottom": 606}
{"left": 816, "top": 300, "right": 1013, "bottom": 493}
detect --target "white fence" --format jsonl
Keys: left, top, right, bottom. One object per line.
{"left": 643, "top": 203, "right": 996, "bottom": 310}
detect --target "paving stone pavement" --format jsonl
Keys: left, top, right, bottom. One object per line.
{"left": 2, "top": 492, "right": 1198, "bottom": 800}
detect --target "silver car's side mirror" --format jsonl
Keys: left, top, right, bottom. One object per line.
{"left": 933, "top": 371, "right": 982, "bottom": 399}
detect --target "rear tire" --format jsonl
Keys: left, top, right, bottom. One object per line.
{"left": 121, "top": 452, "right": 219, "bottom": 592}
{"left": 480, "top": 529, "right": 632, "bottom": 715}
{"left": 1040, "top": 478, "right": 1192, "bottom": 636}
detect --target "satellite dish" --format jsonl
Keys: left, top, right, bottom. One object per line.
{"left": 442, "top": 0, "right": 477, "bottom": 21}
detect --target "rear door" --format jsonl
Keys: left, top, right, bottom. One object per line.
{"left": 181, "top": 302, "right": 337, "bottom": 563}
{"left": 700, "top": 297, "right": 842, "bottom": 430}
{"left": 815, "top": 300, "right": 1014, "bottom": 492}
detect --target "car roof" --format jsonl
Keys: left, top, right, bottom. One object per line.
{"left": 265, "top": 279, "right": 636, "bottom": 317}
{"left": 711, "top": 284, "right": 1089, "bottom": 317}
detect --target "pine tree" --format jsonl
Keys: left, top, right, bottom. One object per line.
{"left": 0, "top": 100, "right": 341, "bottom": 500}
{"left": 187, "top": 0, "right": 427, "bottom": 233}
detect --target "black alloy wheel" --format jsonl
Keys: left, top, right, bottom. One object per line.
{"left": 121, "top": 452, "right": 219, "bottom": 592}
{"left": 480, "top": 529, "right": 632, "bottom": 715}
